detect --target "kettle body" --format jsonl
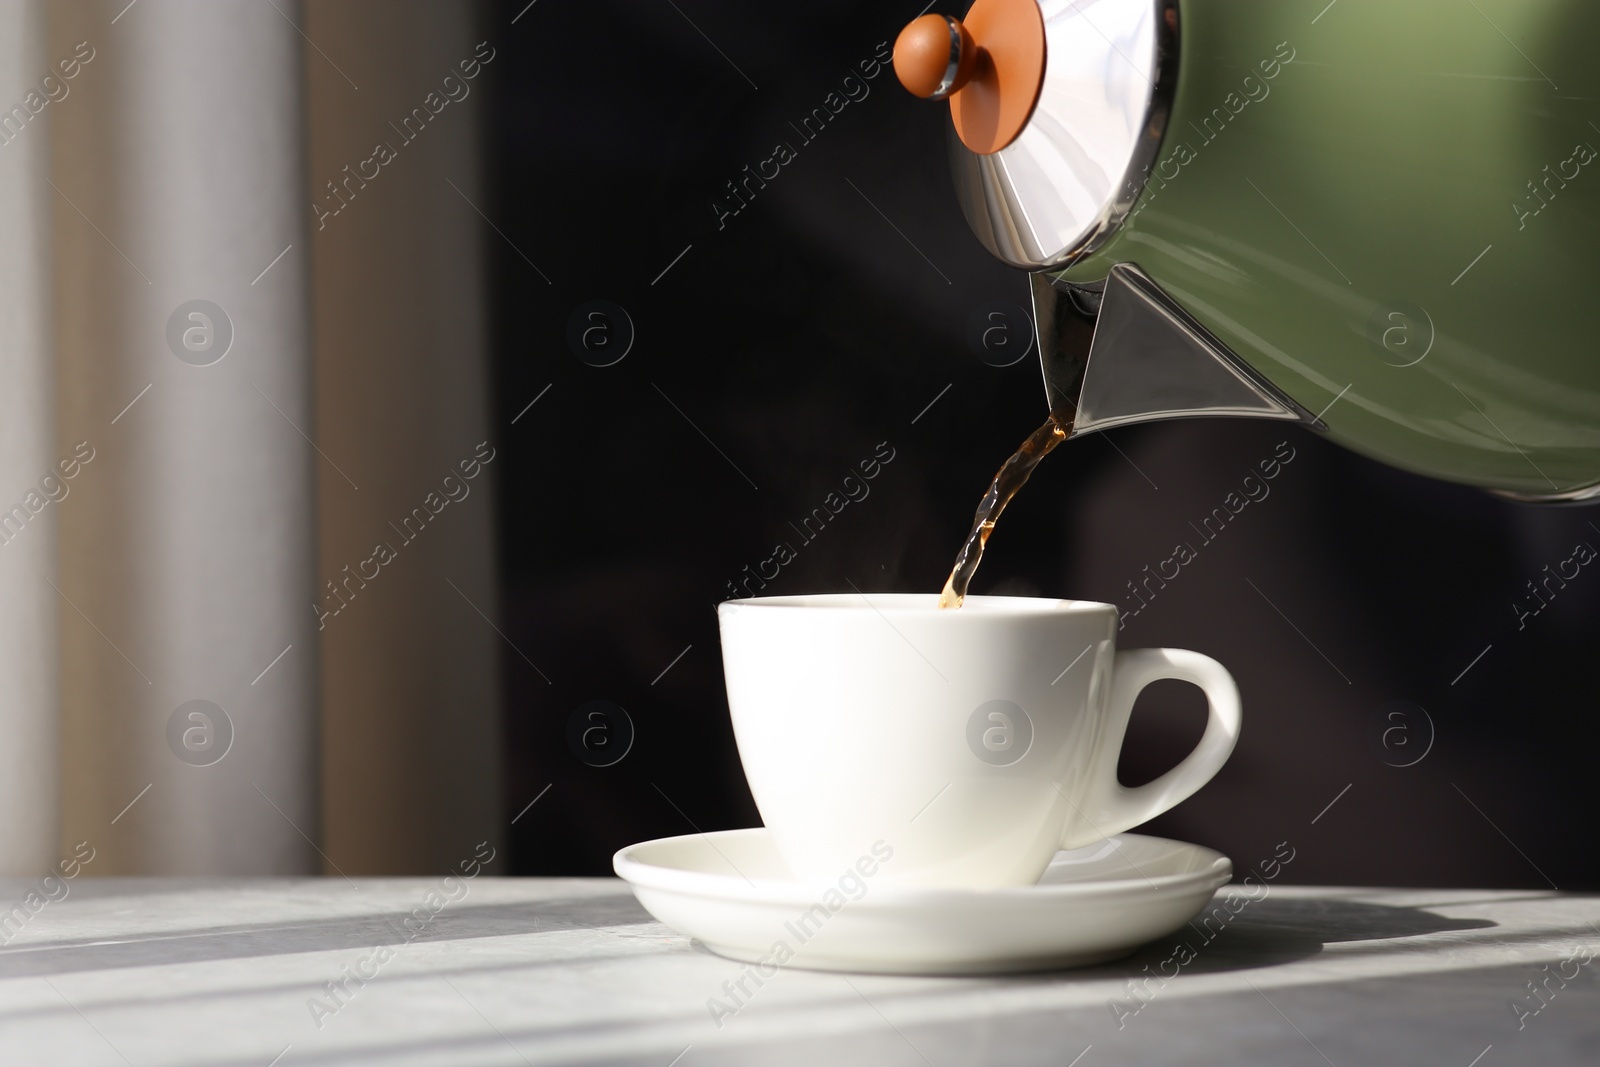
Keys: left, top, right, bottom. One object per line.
{"left": 918, "top": 0, "right": 1600, "bottom": 500}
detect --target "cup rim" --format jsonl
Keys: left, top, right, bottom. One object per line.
{"left": 717, "top": 592, "right": 1117, "bottom": 617}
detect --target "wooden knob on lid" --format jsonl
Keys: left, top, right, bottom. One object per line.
{"left": 893, "top": 15, "right": 979, "bottom": 100}
{"left": 892, "top": 0, "right": 1047, "bottom": 156}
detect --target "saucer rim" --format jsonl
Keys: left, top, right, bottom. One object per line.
{"left": 613, "top": 827, "right": 1232, "bottom": 906}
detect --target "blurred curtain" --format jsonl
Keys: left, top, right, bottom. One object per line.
{"left": 0, "top": 0, "right": 505, "bottom": 876}
{"left": 0, "top": 0, "right": 58, "bottom": 875}
{"left": 303, "top": 0, "right": 503, "bottom": 875}
{"left": 52, "top": 0, "right": 320, "bottom": 873}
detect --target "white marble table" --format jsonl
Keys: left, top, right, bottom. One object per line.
{"left": 1, "top": 877, "right": 1596, "bottom": 1066}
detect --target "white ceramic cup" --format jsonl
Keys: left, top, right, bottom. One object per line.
{"left": 717, "top": 593, "right": 1241, "bottom": 889}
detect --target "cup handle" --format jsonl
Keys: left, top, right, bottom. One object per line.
{"left": 1059, "top": 648, "right": 1241, "bottom": 851}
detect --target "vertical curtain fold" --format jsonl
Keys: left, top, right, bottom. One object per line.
{"left": 0, "top": 0, "right": 58, "bottom": 875}
{"left": 52, "top": 0, "right": 319, "bottom": 873}
{"left": 304, "top": 0, "right": 502, "bottom": 875}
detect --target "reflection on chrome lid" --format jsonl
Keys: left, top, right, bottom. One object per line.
{"left": 953, "top": 0, "right": 1176, "bottom": 271}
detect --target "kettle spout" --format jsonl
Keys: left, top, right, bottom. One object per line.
{"left": 1032, "top": 263, "right": 1322, "bottom": 436}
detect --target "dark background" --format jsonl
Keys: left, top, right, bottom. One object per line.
{"left": 486, "top": 0, "right": 1599, "bottom": 889}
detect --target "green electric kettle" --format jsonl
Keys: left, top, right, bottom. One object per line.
{"left": 895, "top": 0, "right": 1600, "bottom": 501}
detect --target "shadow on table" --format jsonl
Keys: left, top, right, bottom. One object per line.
{"left": 1087, "top": 894, "right": 1500, "bottom": 978}
{"left": 0, "top": 893, "right": 655, "bottom": 979}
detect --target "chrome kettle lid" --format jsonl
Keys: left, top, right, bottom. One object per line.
{"left": 896, "top": 0, "right": 1176, "bottom": 272}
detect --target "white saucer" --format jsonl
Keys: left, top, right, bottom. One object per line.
{"left": 614, "top": 828, "right": 1232, "bottom": 975}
